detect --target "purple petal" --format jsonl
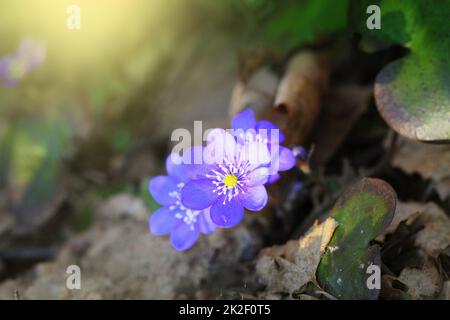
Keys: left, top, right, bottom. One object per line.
{"left": 0, "top": 57, "right": 16, "bottom": 87}
{"left": 204, "top": 129, "right": 237, "bottom": 165}
{"left": 266, "top": 173, "right": 280, "bottom": 185}
{"left": 166, "top": 153, "right": 187, "bottom": 183}
{"left": 0, "top": 57, "right": 10, "bottom": 76}
{"left": 256, "top": 120, "right": 285, "bottom": 144}
{"left": 179, "top": 146, "right": 215, "bottom": 179}
{"left": 240, "top": 141, "right": 271, "bottom": 166}
{"left": 210, "top": 197, "right": 244, "bottom": 228}
{"left": 269, "top": 146, "right": 296, "bottom": 173}
{"left": 232, "top": 127, "right": 248, "bottom": 144}
{"left": 183, "top": 162, "right": 215, "bottom": 180}
{"left": 2, "top": 77, "right": 17, "bottom": 87}
{"left": 238, "top": 185, "right": 268, "bottom": 211}
{"left": 231, "top": 109, "right": 256, "bottom": 131}
{"left": 278, "top": 146, "right": 296, "bottom": 171}
{"left": 170, "top": 223, "right": 200, "bottom": 251}
{"left": 17, "top": 38, "right": 46, "bottom": 71}
{"left": 148, "top": 176, "right": 177, "bottom": 206}
{"left": 149, "top": 206, "right": 179, "bottom": 236}
{"left": 292, "top": 146, "right": 308, "bottom": 161}
{"left": 181, "top": 179, "right": 217, "bottom": 210}
{"left": 197, "top": 209, "right": 216, "bottom": 234}
{"left": 268, "top": 148, "right": 280, "bottom": 174}
{"left": 181, "top": 146, "right": 204, "bottom": 165}
{"left": 17, "top": 38, "right": 34, "bottom": 57}
{"left": 247, "top": 167, "right": 270, "bottom": 187}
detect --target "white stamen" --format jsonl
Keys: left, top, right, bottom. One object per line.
{"left": 208, "top": 158, "right": 251, "bottom": 204}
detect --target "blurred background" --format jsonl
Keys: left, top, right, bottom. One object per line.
{"left": 0, "top": 0, "right": 349, "bottom": 244}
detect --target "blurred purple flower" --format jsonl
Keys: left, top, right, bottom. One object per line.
{"left": 181, "top": 129, "right": 272, "bottom": 228}
{"left": 0, "top": 37, "right": 46, "bottom": 87}
{"left": 148, "top": 153, "right": 216, "bottom": 251}
{"left": 231, "top": 109, "right": 296, "bottom": 184}
{"left": 292, "top": 146, "right": 308, "bottom": 161}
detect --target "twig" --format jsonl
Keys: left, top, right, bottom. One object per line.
{"left": 315, "top": 290, "right": 338, "bottom": 300}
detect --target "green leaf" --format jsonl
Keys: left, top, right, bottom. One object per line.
{"left": 263, "top": 0, "right": 349, "bottom": 48}
{"left": 96, "top": 184, "right": 133, "bottom": 200}
{"left": 110, "top": 126, "right": 132, "bottom": 153}
{"left": 317, "top": 178, "right": 397, "bottom": 300}
{"left": 0, "top": 124, "right": 14, "bottom": 190}
{"left": 351, "top": 0, "right": 450, "bottom": 142}
{"left": 13, "top": 119, "right": 71, "bottom": 233}
{"left": 70, "top": 197, "right": 95, "bottom": 234}
{"left": 139, "top": 178, "right": 161, "bottom": 213}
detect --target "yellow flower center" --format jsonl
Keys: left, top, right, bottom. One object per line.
{"left": 223, "top": 174, "right": 238, "bottom": 189}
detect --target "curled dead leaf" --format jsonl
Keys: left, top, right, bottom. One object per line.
{"left": 382, "top": 202, "right": 450, "bottom": 258}
{"left": 380, "top": 274, "right": 411, "bottom": 300}
{"left": 439, "top": 281, "right": 450, "bottom": 300}
{"left": 229, "top": 68, "right": 279, "bottom": 117}
{"left": 391, "top": 138, "right": 450, "bottom": 200}
{"left": 398, "top": 258, "right": 442, "bottom": 299}
{"left": 256, "top": 217, "right": 338, "bottom": 294}
{"left": 274, "top": 51, "right": 331, "bottom": 145}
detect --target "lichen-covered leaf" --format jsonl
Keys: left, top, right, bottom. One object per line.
{"left": 317, "top": 178, "right": 397, "bottom": 299}
{"left": 398, "top": 258, "right": 441, "bottom": 299}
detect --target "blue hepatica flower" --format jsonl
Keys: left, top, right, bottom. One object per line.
{"left": 148, "top": 153, "right": 216, "bottom": 251}
{"left": 231, "top": 108, "right": 296, "bottom": 184}
{"left": 181, "top": 128, "right": 275, "bottom": 228}
{"left": 0, "top": 37, "right": 46, "bottom": 87}
{"left": 148, "top": 108, "right": 298, "bottom": 250}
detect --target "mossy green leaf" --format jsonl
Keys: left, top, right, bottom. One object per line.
{"left": 317, "top": 178, "right": 397, "bottom": 299}
{"left": 351, "top": 0, "right": 450, "bottom": 142}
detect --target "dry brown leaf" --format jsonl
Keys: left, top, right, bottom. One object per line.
{"left": 379, "top": 202, "right": 450, "bottom": 257}
{"left": 438, "top": 246, "right": 450, "bottom": 278}
{"left": 229, "top": 50, "right": 331, "bottom": 146}
{"left": 377, "top": 201, "right": 422, "bottom": 241}
{"left": 274, "top": 51, "right": 331, "bottom": 145}
{"left": 391, "top": 138, "right": 450, "bottom": 200}
{"left": 229, "top": 68, "right": 279, "bottom": 117}
{"left": 380, "top": 275, "right": 410, "bottom": 300}
{"left": 297, "top": 294, "right": 319, "bottom": 300}
{"left": 439, "top": 281, "right": 450, "bottom": 300}
{"left": 256, "top": 217, "right": 338, "bottom": 294}
{"left": 414, "top": 203, "right": 450, "bottom": 257}
{"left": 398, "top": 259, "right": 442, "bottom": 299}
